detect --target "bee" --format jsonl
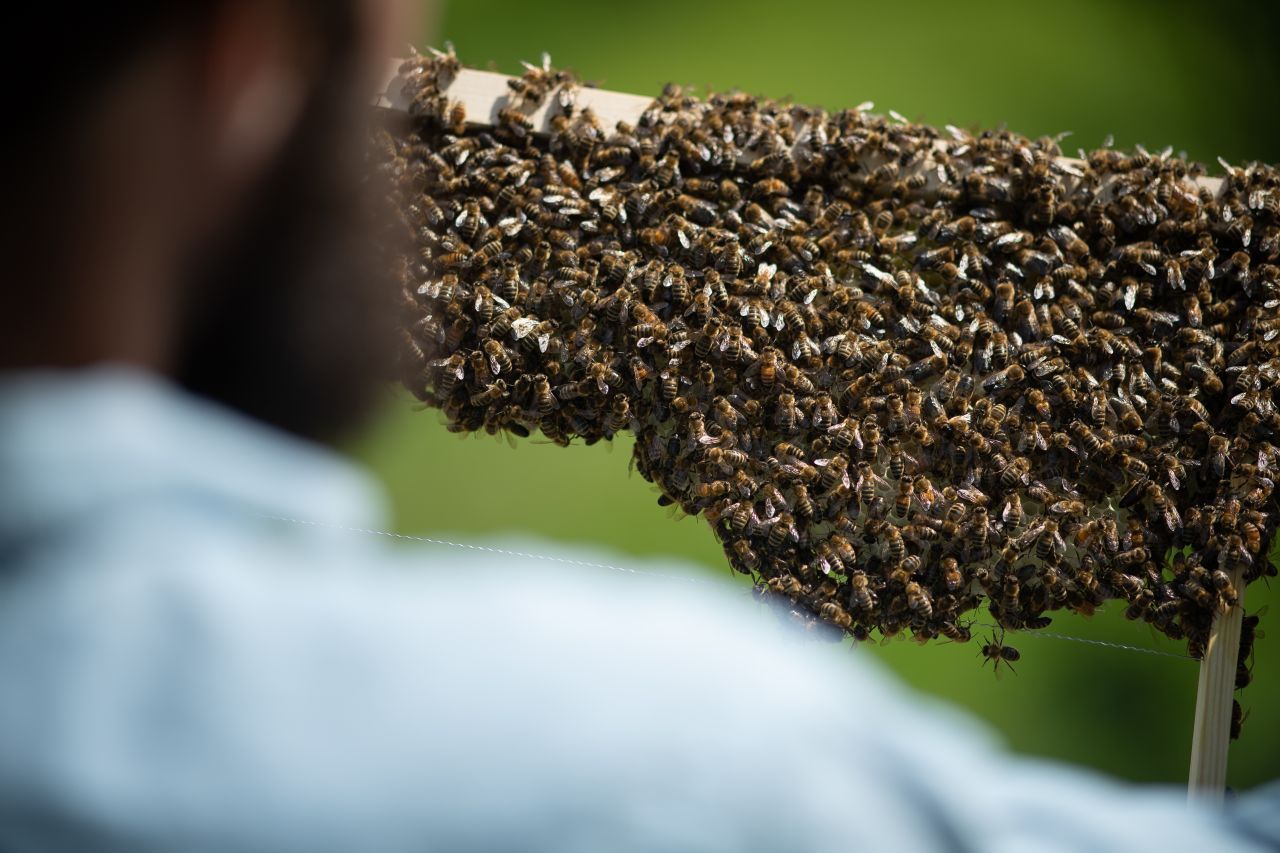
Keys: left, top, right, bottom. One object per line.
{"left": 792, "top": 483, "right": 816, "bottom": 519}
{"left": 1177, "top": 396, "right": 1210, "bottom": 425}
{"left": 768, "top": 513, "right": 797, "bottom": 549}
{"left": 852, "top": 460, "right": 889, "bottom": 508}
{"left": 435, "top": 353, "right": 467, "bottom": 398}
{"left": 1025, "top": 388, "right": 1051, "bottom": 419}
{"left": 532, "top": 374, "right": 559, "bottom": 417}
{"left": 445, "top": 99, "right": 467, "bottom": 134}
{"left": 654, "top": 151, "right": 681, "bottom": 187}
{"left": 935, "top": 557, "right": 962, "bottom": 593}
{"left": 1047, "top": 499, "right": 1086, "bottom": 518}
{"left": 767, "top": 573, "right": 804, "bottom": 598}
{"left": 1207, "top": 434, "right": 1231, "bottom": 480}
{"left": 1118, "top": 547, "right": 1150, "bottom": 566}
{"left": 1218, "top": 534, "right": 1252, "bottom": 578}
{"left": 774, "top": 392, "right": 802, "bottom": 433}
{"left": 818, "top": 601, "right": 854, "bottom": 629}
{"left": 828, "top": 417, "right": 863, "bottom": 454}
{"left": 693, "top": 480, "right": 732, "bottom": 501}
{"left": 1210, "top": 567, "right": 1240, "bottom": 608}
{"left": 980, "top": 632, "right": 1021, "bottom": 676}
{"left": 471, "top": 240, "right": 505, "bottom": 268}
{"left": 659, "top": 370, "right": 679, "bottom": 401}
{"left": 710, "top": 491, "right": 751, "bottom": 530}
{"left": 704, "top": 447, "right": 749, "bottom": 468}
{"left": 483, "top": 339, "right": 513, "bottom": 375}
{"left": 848, "top": 571, "right": 877, "bottom": 612}
{"left": 1241, "top": 520, "right": 1262, "bottom": 555}
{"left": 1035, "top": 519, "right": 1066, "bottom": 563}
{"left": 830, "top": 535, "right": 857, "bottom": 566}
{"left": 893, "top": 477, "right": 915, "bottom": 519}
{"left": 1144, "top": 482, "right": 1182, "bottom": 531}
{"left": 1231, "top": 700, "right": 1249, "bottom": 741}
{"left": 999, "top": 457, "right": 1031, "bottom": 489}
{"left": 470, "top": 379, "right": 509, "bottom": 407}
{"left": 606, "top": 395, "right": 631, "bottom": 433}
{"left": 882, "top": 525, "right": 906, "bottom": 564}
{"left": 437, "top": 250, "right": 472, "bottom": 268}
{"left": 756, "top": 347, "right": 782, "bottom": 388}
{"left": 885, "top": 437, "right": 912, "bottom": 479}
{"left": 966, "top": 506, "right": 992, "bottom": 555}
{"left": 905, "top": 581, "right": 933, "bottom": 620}
{"left": 816, "top": 454, "right": 851, "bottom": 494}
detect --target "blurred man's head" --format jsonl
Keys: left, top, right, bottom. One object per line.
{"left": 1, "top": 1, "right": 413, "bottom": 440}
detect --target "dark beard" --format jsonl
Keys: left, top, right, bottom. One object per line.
{"left": 174, "top": 70, "right": 400, "bottom": 444}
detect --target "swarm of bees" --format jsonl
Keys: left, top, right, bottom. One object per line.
{"left": 383, "top": 48, "right": 1277, "bottom": 720}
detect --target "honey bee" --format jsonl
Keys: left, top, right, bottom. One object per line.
{"left": 1034, "top": 519, "right": 1066, "bottom": 563}
{"left": 605, "top": 395, "right": 631, "bottom": 434}
{"left": 893, "top": 477, "right": 915, "bottom": 519}
{"left": 445, "top": 99, "right": 467, "bottom": 134}
{"left": 434, "top": 353, "right": 467, "bottom": 398}
{"left": 1218, "top": 534, "right": 1252, "bottom": 578}
{"left": 848, "top": 571, "right": 877, "bottom": 612}
{"left": 756, "top": 347, "right": 782, "bottom": 388}
{"left": 532, "top": 374, "right": 559, "bottom": 417}
{"left": 721, "top": 500, "right": 751, "bottom": 534}
{"left": 1207, "top": 434, "right": 1231, "bottom": 480}
{"left": 819, "top": 601, "right": 854, "bottom": 629}
{"left": 1240, "top": 520, "right": 1262, "bottom": 554}
{"left": 791, "top": 483, "right": 816, "bottom": 519}
{"left": 1143, "top": 482, "right": 1182, "bottom": 531}
{"left": 980, "top": 632, "right": 1021, "bottom": 676}
{"left": 905, "top": 581, "right": 933, "bottom": 620}
{"left": 767, "top": 574, "right": 805, "bottom": 598}
{"left": 885, "top": 437, "right": 912, "bottom": 479}
{"left": 469, "top": 379, "right": 508, "bottom": 406}
{"left": 966, "top": 506, "right": 992, "bottom": 556}
{"left": 882, "top": 525, "right": 906, "bottom": 564}
{"left": 939, "top": 556, "right": 964, "bottom": 592}
{"left": 768, "top": 513, "right": 797, "bottom": 549}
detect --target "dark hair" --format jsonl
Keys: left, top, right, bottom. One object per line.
{"left": 5, "top": 1, "right": 398, "bottom": 442}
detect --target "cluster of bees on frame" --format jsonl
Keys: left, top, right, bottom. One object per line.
{"left": 381, "top": 47, "right": 1277, "bottom": 711}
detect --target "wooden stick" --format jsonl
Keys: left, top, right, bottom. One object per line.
{"left": 377, "top": 62, "right": 1225, "bottom": 200}
{"left": 1187, "top": 565, "right": 1245, "bottom": 803}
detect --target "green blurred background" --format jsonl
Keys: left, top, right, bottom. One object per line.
{"left": 351, "top": 0, "right": 1280, "bottom": 789}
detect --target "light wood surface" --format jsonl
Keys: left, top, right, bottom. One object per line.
{"left": 1188, "top": 565, "right": 1245, "bottom": 803}
{"left": 378, "top": 62, "right": 1225, "bottom": 199}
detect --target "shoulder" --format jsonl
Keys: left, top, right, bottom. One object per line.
{"left": 0, "top": 506, "right": 929, "bottom": 849}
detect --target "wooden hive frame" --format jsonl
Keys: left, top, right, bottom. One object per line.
{"left": 377, "top": 58, "right": 1245, "bottom": 802}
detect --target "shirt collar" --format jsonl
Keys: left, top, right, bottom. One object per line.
{"left": 0, "top": 365, "right": 387, "bottom": 543}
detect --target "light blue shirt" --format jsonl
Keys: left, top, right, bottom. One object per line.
{"left": 0, "top": 367, "right": 1274, "bottom": 852}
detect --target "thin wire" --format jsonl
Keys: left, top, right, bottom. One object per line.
{"left": 971, "top": 621, "right": 1193, "bottom": 661}
{"left": 258, "top": 514, "right": 702, "bottom": 584}
{"left": 261, "top": 513, "right": 1195, "bottom": 661}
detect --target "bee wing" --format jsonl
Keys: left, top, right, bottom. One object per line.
{"left": 1119, "top": 477, "right": 1150, "bottom": 509}
{"left": 1000, "top": 499, "right": 1017, "bottom": 524}
{"left": 510, "top": 317, "right": 538, "bottom": 339}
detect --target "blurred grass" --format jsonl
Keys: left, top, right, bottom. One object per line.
{"left": 350, "top": 0, "right": 1280, "bottom": 789}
